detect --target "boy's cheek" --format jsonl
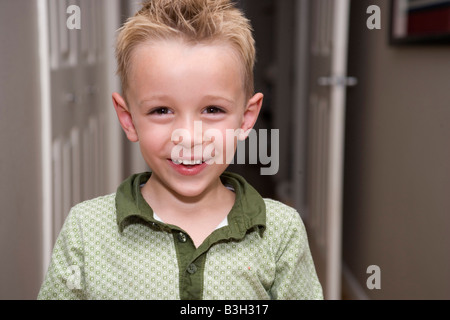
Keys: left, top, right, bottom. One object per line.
{"left": 139, "top": 131, "right": 171, "bottom": 151}
{"left": 204, "top": 135, "right": 238, "bottom": 165}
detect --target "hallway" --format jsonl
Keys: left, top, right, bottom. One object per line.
{"left": 1, "top": 0, "right": 450, "bottom": 300}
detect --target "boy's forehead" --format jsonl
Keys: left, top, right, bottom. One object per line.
{"left": 127, "top": 39, "right": 247, "bottom": 104}
{"left": 131, "top": 38, "right": 242, "bottom": 68}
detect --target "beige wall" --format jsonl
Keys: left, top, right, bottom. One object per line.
{"left": 0, "top": 1, "right": 43, "bottom": 299}
{"left": 343, "top": 0, "right": 450, "bottom": 299}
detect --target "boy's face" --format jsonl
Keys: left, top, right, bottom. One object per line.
{"left": 113, "top": 39, "right": 262, "bottom": 199}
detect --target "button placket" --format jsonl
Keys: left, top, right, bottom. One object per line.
{"left": 171, "top": 229, "right": 207, "bottom": 299}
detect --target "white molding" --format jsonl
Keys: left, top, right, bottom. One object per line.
{"left": 37, "top": 0, "right": 53, "bottom": 278}
{"left": 324, "top": 0, "right": 350, "bottom": 300}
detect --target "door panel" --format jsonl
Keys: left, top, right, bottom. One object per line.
{"left": 39, "top": 0, "right": 122, "bottom": 270}
{"left": 306, "top": 0, "right": 352, "bottom": 300}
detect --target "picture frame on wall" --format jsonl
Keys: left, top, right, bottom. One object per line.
{"left": 390, "top": 0, "right": 450, "bottom": 44}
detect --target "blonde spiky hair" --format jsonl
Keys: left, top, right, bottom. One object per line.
{"left": 115, "top": 0, "right": 256, "bottom": 102}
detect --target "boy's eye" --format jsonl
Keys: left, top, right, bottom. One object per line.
{"left": 148, "top": 107, "right": 172, "bottom": 115}
{"left": 203, "top": 106, "right": 224, "bottom": 114}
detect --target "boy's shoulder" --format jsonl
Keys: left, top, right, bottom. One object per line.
{"left": 263, "top": 198, "right": 301, "bottom": 220}
{"left": 262, "top": 198, "right": 306, "bottom": 230}
{"left": 56, "top": 193, "right": 118, "bottom": 246}
{"left": 72, "top": 193, "right": 116, "bottom": 209}
{"left": 68, "top": 193, "right": 116, "bottom": 221}
{"left": 263, "top": 197, "right": 297, "bottom": 212}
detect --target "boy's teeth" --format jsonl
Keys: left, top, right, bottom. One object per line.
{"left": 173, "top": 159, "right": 203, "bottom": 165}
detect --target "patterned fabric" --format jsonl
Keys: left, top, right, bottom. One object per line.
{"left": 38, "top": 172, "right": 323, "bottom": 300}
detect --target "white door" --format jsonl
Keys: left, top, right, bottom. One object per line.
{"left": 38, "top": 0, "right": 123, "bottom": 273}
{"left": 305, "top": 0, "right": 354, "bottom": 300}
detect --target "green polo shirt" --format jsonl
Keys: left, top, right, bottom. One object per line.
{"left": 38, "top": 171, "right": 323, "bottom": 300}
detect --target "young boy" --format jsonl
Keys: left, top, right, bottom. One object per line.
{"left": 38, "top": 0, "right": 323, "bottom": 300}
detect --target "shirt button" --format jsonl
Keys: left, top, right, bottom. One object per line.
{"left": 187, "top": 263, "right": 197, "bottom": 274}
{"left": 178, "top": 232, "right": 187, "bottom": 243}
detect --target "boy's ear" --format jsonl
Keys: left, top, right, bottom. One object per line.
{"left": 239, "top": 92, "right": 263, "bottom": 140}
{"left": 112, "top": 92, "right": 139, "bottom": 142}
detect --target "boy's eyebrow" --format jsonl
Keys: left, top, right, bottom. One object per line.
{"left": 138, "top": 94, "right": 236, "bottom": 107}
{"left": 138, "top": 94, "right": 172, "bottom": 106}
{"left": 202, "top": 94, "right": 236, "bottom": 105}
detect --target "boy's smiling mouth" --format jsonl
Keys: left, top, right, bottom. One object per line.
{"left": 168, "top": 158, "right": 209, "bottom": 176}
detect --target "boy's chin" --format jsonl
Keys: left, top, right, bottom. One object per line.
{"left": 169, "top": 181, "right": 215, "bottom": 199}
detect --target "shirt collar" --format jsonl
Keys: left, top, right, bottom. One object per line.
{"left": 115, "top": 171, "right": 266, "bottom": 237}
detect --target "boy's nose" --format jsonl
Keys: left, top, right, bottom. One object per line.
{"left": 171, "top": 120, "right": 204, "bottom": 149}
